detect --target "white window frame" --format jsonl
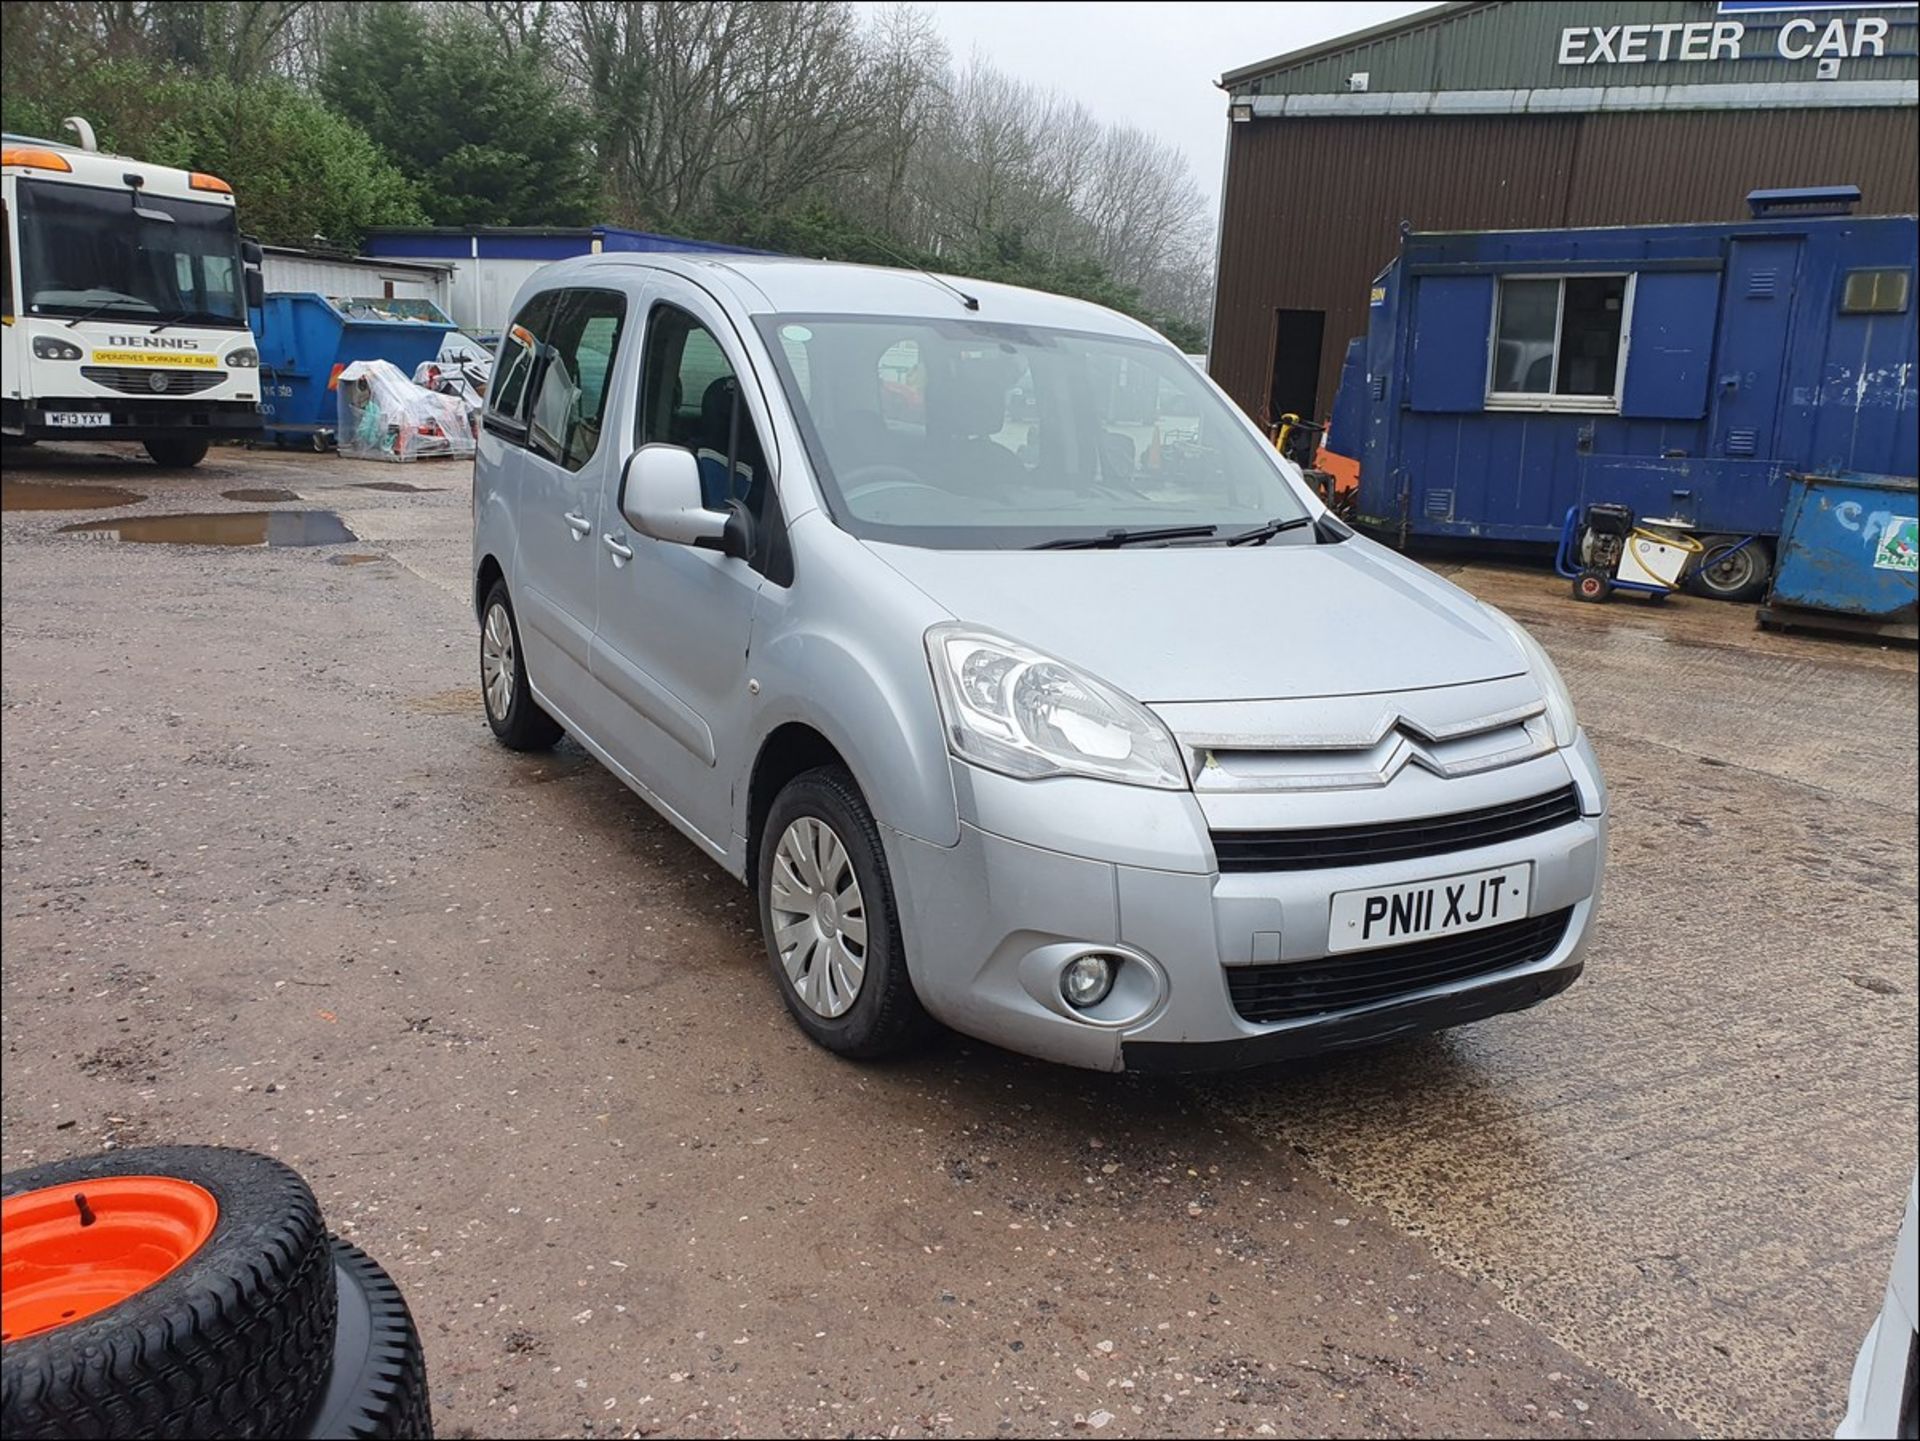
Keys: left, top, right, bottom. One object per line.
{"left": 1484, "top": 272, "right": 1635, "bottom": 414}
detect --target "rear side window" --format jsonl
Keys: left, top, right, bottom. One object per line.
{"left": 528, "top": 290, "right": 627, "bottom": 472}
{"left": 487, "top": 288, "right": 627, "bottom": 472}
{"left": 487, "top": 292, "right": 555, "bottom": 430}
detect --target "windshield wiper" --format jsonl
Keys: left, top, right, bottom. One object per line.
{"left": 63, "top": 300, "right": 137, "bottom": 329}
{"left": 1029, "top": 524, "right": 1219, "bottom": 551}
{"left": 1223, "top": 516, "right": 1313, "bottom": 546}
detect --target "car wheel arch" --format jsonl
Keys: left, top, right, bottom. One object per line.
{"left": 475, "top": 554, "right": 505, "bottom": 621}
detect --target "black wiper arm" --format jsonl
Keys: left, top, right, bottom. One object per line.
{"left": 1029, "top": 524, "right": 1218, "bottom": 551}
{"left": 1223, "top": 516, "right": 1313, "bottom": 546}
{"left": 63, "top": 301, "right": 124, "bottom": 329}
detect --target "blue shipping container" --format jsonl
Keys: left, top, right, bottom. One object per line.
{"left": 1334, "top": 194, "right": 1918, "bottom": 559}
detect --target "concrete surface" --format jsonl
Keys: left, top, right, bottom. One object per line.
{"left": 2, "top": 443, "right": 1913, "bottom": 1440}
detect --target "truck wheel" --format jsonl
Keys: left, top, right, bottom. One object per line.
{"left": 1690, "top": 536, "right": 1772, "bottom": 602}
{"left": 480, "top": 580, "right": 562, "bottom": 751}
{"left": 143, "top": 438, "right": 210, "bottom": 469}
{"left": 757, "top": 765, "right": 933, "bottom": 1059}
{"left": 1573, "top": 569, "right": 1612, "bottom": 603}
{"left": 1, "top": 1146, "right": 337, "bottom": 1440}
{"left": 297, "top": 1239, "right": 431, "bottom": 1440}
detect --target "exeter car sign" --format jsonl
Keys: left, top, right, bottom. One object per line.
{"left": 1558, "top": 12, "right": 1900, "bottom": 65}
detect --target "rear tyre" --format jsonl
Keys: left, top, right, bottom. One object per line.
{"left": 756, "top": 765, "right": 932, "bottom": 1059}
{"left": 1689, "top": 536, "right": 1772, "bottom": 602}
{"left": 1573, "top": 569, "right": 1612, "bottom": 603}
{"left": 0, "top": 1146, "right": 338, "bottom": 1440}
{"left": 143, "top": 437, "right": 210, "bottom": 469}
{"left": 298, "top": 1239, "right": 432, "bottom": 1440}
{"left": 480, "top": 580, "right": 562, "bottom": 752}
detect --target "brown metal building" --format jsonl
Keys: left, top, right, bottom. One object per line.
{"left": 1209, "top": 0, "right": 1920, "bottom": 431}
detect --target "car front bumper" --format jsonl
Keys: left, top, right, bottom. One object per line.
{"left": 884, "top": 734, "right": 1607, "bottom": 1072}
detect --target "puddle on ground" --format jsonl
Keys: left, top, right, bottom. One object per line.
{"left": 59, "top": 511, "right": 356, "bottom": 548}
{"left": 221, "top": 487, "right": 300, "bottom": 503}
{"left": 2, "top": 480, "right": 147, "bottom": 511}
{"left": 353, "top": 481, "right": 442, "bottom": 494}
{"left": 406, "top": 689, "right": 478, "bottom": 716}
{"left": 329, "top": 552, "right": 386, "bottom": 566}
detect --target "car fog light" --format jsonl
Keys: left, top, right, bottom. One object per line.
{"left": 1062, "top": 954, "right": 1117, "bottom": 1009}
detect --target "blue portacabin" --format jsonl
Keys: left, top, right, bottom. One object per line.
{"left": 1327, "top": 188, "right": 1918, "bottom": 604}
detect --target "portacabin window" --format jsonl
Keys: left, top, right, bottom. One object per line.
{"left": 1840, "top": 268, "right": 1910, "bottom": 315}
{"left": 1487, "top": 274, "right": 1632, "bottom": 412}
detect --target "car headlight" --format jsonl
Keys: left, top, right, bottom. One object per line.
{"left": 925, "top": 624, "right": 1187, "bottom": 789}
{"left": 33, "top": 337, "right": 83, "bottom": 361}
{"left": 225, "top": 345, "right": 259, "bottom": 368}
{"left": 1481, "top": 603, "right": 1578, "bottom": 749}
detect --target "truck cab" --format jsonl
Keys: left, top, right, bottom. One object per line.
{"left": 2, "top": 130, "right": 265, "bottom": 467}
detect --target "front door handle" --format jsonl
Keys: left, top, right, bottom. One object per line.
{"left": 603, "top": 532, "right": 634, "bottom": 566}
{"left": 563, "top": 511, "right": 592, "bottom": 538}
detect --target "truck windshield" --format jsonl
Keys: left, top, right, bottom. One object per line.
{"left": 756, "top": 314, "right": 1310, "bottom": 550}
{"left": 16, "top": 178, "right": 246, "bottom": 328}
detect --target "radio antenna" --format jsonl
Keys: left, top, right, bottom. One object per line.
{"left": 862, "top": 236, "right": 979, "bottom": 312}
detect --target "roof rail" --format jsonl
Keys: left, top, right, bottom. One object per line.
{"left": 1747, "top": 186, "right": 1861, "bottom": 219}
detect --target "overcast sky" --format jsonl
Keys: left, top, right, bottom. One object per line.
{"left": 911, "top": 2, "right": 1431, "bottom": 216}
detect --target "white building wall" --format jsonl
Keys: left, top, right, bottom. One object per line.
{"left": 261, "top": 252, "right": 452, "bottom": 312}
{"left": 439, "top": 257, "right": 556, "bottom": 335}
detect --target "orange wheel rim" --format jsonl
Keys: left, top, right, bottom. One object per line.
{"left": 1, "top": 1177, "right": 218, "bottom": 1342}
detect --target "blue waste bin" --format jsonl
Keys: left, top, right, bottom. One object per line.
{"left": 257, "top": 294, "right": 454, "bottom": 448}
{"left": 1759, "top": 472, "right": 1918, "bottom": 639}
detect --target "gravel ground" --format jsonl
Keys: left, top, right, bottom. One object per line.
{"left": 3, "top": 443, "right": 1913, "bottom": 1440}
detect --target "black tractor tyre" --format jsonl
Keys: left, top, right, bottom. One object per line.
{"left": 757, "top": 764, "right": 935, "bottom": 1060}
{"left": 480, "top": 579, "right": 563, "bottom": 751}
{"left": 1689, "top": 535, "right": 1773, "bottom": 603}
{"left": 1573, "top": 568, "right": 1612, "bottom": 603}
{"left": 143, "top": 437, "right": 211, "bottom": 469}
{"left": 298, "top": 1239, "right": 432, "bottom": 1440}
{"left": 0, "top": 1146, "right": 338, "bottom": 1440}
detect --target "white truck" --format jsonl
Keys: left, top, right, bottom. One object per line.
{"left": 2, "top": 121, "right": 265, "bottom": 467}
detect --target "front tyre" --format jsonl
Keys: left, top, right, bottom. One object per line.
{"left": 143, "top": 437, "right": 210, "bottom": 469}
{"left": 1573, "top": 568, "right": 1612, "bottom": 603}
{"left": 757, "top": 766, "right": 931, "bottom": 1059}
{"left": 480, "top": 580, "right": 562, "bottom": 751}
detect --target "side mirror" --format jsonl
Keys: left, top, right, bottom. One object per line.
{"left": 240, "top": 238, "right": 264, "bottom": 267}
{"left": 244, "top": 269, "right": 266, "bottom": 310}
{"left": 620, "top": 444, "right": 730, "bottom": 549}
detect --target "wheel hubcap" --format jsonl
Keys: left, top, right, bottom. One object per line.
{"left": 482, "top": 603, "right": 515, "bottom": 720}
{"left": 1704, "top": 547, "right": 1755, "bottom": 591}
{"left": 768, "top": 816, "right": 867, "bottom": 1018}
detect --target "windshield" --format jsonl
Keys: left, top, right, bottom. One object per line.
{"left": 16, "top": 178, "right": 246, "bottom": 328}
{"left": 755, "top": 315, "right": 1310, "bottom": 549}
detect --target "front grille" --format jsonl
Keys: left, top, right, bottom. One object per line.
{"left": 81, "top": 366, "right": 228, "bottom": 396}
{"left": 1227, "top": 908, "right": 1573, "bottom": 1024}
{"left": 1211, "top": 784, "right": 1582, "bottom": 873}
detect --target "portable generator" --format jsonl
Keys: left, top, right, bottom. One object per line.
{"left": 1555, "top": 503, "right": 1733, "bottom": 604}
